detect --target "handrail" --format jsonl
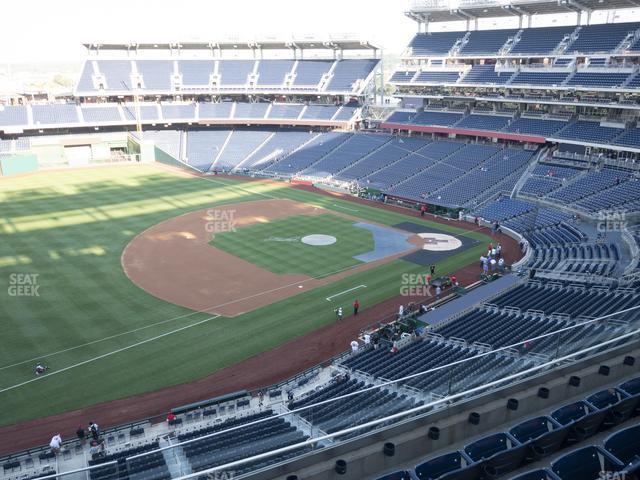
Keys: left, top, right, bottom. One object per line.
{"left": 178, "top": 325, "right": 640, "bottom": 480}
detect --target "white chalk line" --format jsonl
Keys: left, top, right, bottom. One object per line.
{"left": 0, "top": 315, "right": 219, "bottom": 394}
{"left": 332, "top": 203, "right": 359, "bottom": 212}
{"left": 0, "top": 310, "right": 212, "bottom": 371}
{"left": 326, "top": 285, "right": 367, "bottom": 302}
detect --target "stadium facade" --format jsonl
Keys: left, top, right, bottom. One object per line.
{"left": 1, "top": 1, "right": 640, "bottom": 480}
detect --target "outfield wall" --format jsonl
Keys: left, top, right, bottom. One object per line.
{"left": 0, "top": 153, "right": 38, "bottom": 176}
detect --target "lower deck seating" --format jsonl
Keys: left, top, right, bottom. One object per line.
{"left": 89, "top": 441, "right": 168, "bottom": 480}
{"left": 180, "top": 410, "right": 310, "bottom": 475}
{"left": 291, "top": 379, "right": 419, "bottom": 434}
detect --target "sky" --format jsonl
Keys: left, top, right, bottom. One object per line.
{"left": 1, "top": 0, "right": 640, "bottom": 65}
{"left": 0, "top": 0, "right": 418, "bottom": 63}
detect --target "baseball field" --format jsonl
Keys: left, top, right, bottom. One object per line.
{"left": 0, "top": 163, "right": 492, "bottom": 427}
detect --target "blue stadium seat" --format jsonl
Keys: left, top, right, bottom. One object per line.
{"left": 551, "top": 401, "right": 607, "bottom": 443}
{"left": 377, "top": 471, "right": 415, "bottom": 480}
{"left": 551, "top": 446, "right": 625, "bottom": 480}
{"left": 510, "top": 26, "right": 575, "bottom": 55}
{"left": 566, "top": 22, "right": 640, "bottom": 54}
{"left": 461, "top": 65, "right": 512, "bottom": 85}
{"left": 414, "top": 451, "right": 476, "bottom": 480}
{"left": 459, "top": 29, "right": 519, "bottom": 55}
{"left": 604, "top": 424, "right": 640, "bottom": 468}
{"left": 409, "top": 32, "right": 464, "bottom": 56}
{"left": 586, "top": 388, "right": 638, "bottom": 427}
{"left": 510, "top": 469, "right": 561, "bottom": 480}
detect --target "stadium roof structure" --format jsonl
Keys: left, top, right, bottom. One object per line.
{"left": 83, "top": 39, "right": 381, "bottom": 55}
{"left": 406, "top": 0, "right": 640, "bottom": 23}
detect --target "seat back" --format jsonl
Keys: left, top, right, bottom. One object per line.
{"left": 551, "top": 401, "right": 591, "bottom": 426}
{"left": 377, "top": 471, "right": 414, "bottom": 480}
{"left": 510, "top": 416, "right": 561, "bottom": 443}
{"left": 510, "top": 469, "right": 561, "bottom": 480}
{"left": 619, "top": 376, "right": 640, "bottom": 396}
{"left": 483, "top": 443, "right": 529, "bottom": 478}
{"left": 531, "top": 425, "right": 571, "bottom": 458}
{"left": 586, "top": 388, "right": 628, "bottom": 411}
{"left": 610, "top": 395, "right": 640, "bottom": 424}
{"left": 604, "top": 424, "right": 640, "bottom": 465}
{"left": 569, "top": 410, "right": 607, "bottom": 441}
{"left": 464, "top": 433, "right": 519, "bottom": 462}
{"left": 552, "top": 446, "right": 624, "bottom": 480}
{"left": 415, "top": 451, "right": 473, "bottom": 479}
{"left": 438, "top": 463, "right": 483, "bottom": 480}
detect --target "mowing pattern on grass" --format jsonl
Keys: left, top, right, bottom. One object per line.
{"left": 210, "top": 214, "right": 374, "bottom": 277}
{"left": 0, "top": 165, "right": 491, "bottom": 426}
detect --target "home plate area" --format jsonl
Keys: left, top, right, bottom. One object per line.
{"left": 393, "top": 222, "right": 481, "bottom": 266}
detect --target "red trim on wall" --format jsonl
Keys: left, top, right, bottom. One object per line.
{"left": 380, "top": 122, "right": 546, "bottom": 144}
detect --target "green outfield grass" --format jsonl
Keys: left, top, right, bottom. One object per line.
{"left": 0, "top": 165, "right": 491, "bottom": 427}
{"left": 211, "top": 214, "right": 374, "bottom": 277}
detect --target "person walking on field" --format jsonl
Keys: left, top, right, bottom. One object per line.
{"left": 353, "top": 299, "right": 360, "bottom": 316}
{"left": 430, "top": 264, "right": 436, "bottom": 276}
{"left": 336, "top": 306, "right": 343, "bottom": 321}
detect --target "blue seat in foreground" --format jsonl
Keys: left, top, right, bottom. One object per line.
{"left": 551, "top": 445, "right": 625, "bottom": 480}
{"left": 509, "top": 416, "right": 567, "bottom": 460}
{"left": 551, "top": 401, "right": 606, "bottom": 443}
{"left": 377, "top": 470, "right": 415, "bottom": 480}
{"left": 586, "top": 388, "right": 637, "bottom": 428}
{"left": 509, "top": 416, "right": 563, "bottom": 444}
{"left": 619, "top": 376, "right": 640, "bottom": 417}
{"left": 414, "top": 451, "right": 475, "bottom": 479}
{"left": 463, "top": 432, "right": 527, "bottom": 478}
{"left": 510, "top": 468, "right": 561, "bottom": 480}
{"left": 464, "top": 432, "right": 521, "bottom": 462}
{"left": 604, "top": 424, "right": 640, "bottom": 467}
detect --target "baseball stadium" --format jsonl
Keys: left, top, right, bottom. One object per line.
{"left": 1, "top": 1, "right": 640, "bottom": 479}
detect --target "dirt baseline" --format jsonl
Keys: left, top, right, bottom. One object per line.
{"left": 121, "top": 198, "right": 423, "bottom": 317}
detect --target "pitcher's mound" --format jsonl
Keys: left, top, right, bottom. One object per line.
{"left": 301, "top": 234, "right": 337, "bottom": 246}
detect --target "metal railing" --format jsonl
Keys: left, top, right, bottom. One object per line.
{"left": 27, "top": 304, "right": 640, "bottom": 480}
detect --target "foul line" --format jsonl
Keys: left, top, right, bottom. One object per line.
{"left": 0, "top": 310, "right": 210, "bottom": 371}
{"left": 0, "top": 315, "right": 219, "bottom": 394}
{"left": 326, "top": 285, "right": 367, "bottom": 302}
{"left": 332, "top": 203, "right": 359, "bottom": 212}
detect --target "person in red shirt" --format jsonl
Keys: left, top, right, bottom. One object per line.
{"left": 166, "top": 412, "right": 176, "bottom": 423}
{"left": 353, "top": 299, "right": 359, "bottom": 316}
{"left": 451, "top": 275, "right": 458, "bottom": 286}
{"left": 420, "top": 205, "right": 426, "bottom": 217}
